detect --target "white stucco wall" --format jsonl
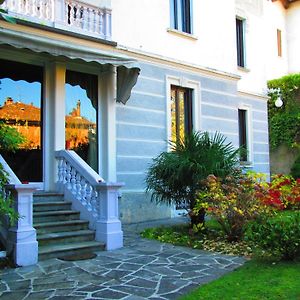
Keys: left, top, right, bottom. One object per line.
{"left": 286, "top": 1, "right": 300, "bottom": 73}
{"left": 111, "top": 0, "right": 237, "bottom": 74}
{"left": 111, "top": 0, "right": 298, "bottom": 95}
{"left": 235, "top": 0, "right": 289, "bottom": 94}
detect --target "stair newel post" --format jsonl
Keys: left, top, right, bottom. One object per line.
{"left": 6, "top": 184, "right": 39, "bottom": 267}
{"left": 95, "top": 182, "right": 124, "bottom": 250}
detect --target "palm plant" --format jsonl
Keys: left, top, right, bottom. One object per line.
{"left": 146, "top": 131, "right": 241, "bottom": 225}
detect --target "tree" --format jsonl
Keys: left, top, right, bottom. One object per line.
{"left": 146, "top": 131, "right": 240, "bottom": 226}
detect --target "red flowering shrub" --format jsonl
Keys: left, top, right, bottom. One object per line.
{"left": 253, "top": 174, "right": 300, "bottom": 210}
{"left": 195, "top": 174, "right": 271, "bottom": 242}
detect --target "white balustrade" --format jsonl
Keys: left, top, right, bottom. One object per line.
{"left": 0, "top": 0, "right": 112, "bottom": 40}
{"left": 0, "top": 155, "right": 38, "bottom": 267}
{"left": 55, "top": 150, "right": 123, "bottom": 250}
{"left": 1, "top": 0, "right": 54, "bottom": 21}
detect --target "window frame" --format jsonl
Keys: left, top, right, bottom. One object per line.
{"left": 238, "top": 105, "right": 253, "bottom": 165}
{"left": 277, "top": 29, "right": 282, "bottom": 57}
{"left": 236, "top": 17, "right": 246, "bottom": 68}
{"left": 170, "top": 0, "right": 193, "bottom": 34}
{"left": 166, "top": 76, "right": 201, "bottom": 150}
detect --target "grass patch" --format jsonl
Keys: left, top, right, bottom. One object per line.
{"left": 180, "top": 259, "right": 300, "bottom": 300}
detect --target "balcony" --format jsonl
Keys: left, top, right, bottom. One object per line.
{"left": 0, "top": 0, "right": 112, "bottom": 40}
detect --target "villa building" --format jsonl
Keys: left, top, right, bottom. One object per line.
{"left": 0, "top": 0, "right": 299, "bottom": 265}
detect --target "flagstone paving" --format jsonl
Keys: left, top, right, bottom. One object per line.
{"left": 0, "top": 217, "right": 246, "bottom": 299}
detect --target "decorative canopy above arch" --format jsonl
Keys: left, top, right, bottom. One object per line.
{"left": 0, "top": 27, "right": 140, "bottom": 104}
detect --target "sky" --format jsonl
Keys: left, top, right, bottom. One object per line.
{"left": 0, "top": 78, "right": 96, "bottom": 122}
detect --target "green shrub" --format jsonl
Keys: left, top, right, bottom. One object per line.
{"left": 195, "top": 174, "right": 271, "bottom": 242}
{"left": 246, "top": 212, "right": 300, "bottom": 261}
{"left": 0, "top": 164, "right": 19, "bottom": 226}
{"left": 291, "top": 155, "right": 300, "bottom": 179}
{"left": 146, "top": 131, "right": 240, "bottom": 225}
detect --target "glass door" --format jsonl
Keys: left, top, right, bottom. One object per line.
{"left": 0, "top": 59, "right": 43, "bottom": 182}
{"left": 65, "top": 70, "right": 98, "bottom": 172}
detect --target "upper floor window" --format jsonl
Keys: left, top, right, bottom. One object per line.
{"left": 170, "top": 85, "right": 193, "bottom": 143}
{"left": 170, "top": 0, "right": 192, "bottom": 34}
{"left": 238, "top": 109, "right": 248, "bottom": 162}
{"left": 236, "top": 18, "right": 246, "bottom": 67}
{"left": 277, "top": 29, "right": 282, "bottom": 57}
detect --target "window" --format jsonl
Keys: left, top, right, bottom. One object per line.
{"left": 238, "top": 109, "right": 248, "bottom": 162}
{"left": 170, "top": 0, "right": 192, "bottom": 34}
{"left": 277, "top": 29, "right": 282, "bottom": 57}
{"left": 170, "top": 85, "right": 193, "bottom": 143}
{"left": 236, "top": 18, "right": 245, "bottom": 67}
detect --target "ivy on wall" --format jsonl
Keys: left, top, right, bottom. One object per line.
{"left": 267, "top": 73, "right": 300, "bottom": 149}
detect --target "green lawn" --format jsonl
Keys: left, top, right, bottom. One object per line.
{"left": 141, "top": 211, "right": 300, "bottom": 299}
{"left": 180, "top": 259, "right": 300, "bottom": 300}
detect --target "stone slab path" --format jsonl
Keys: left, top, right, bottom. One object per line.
{"left": 0, "top": 217, "right": 246, "bottom": 299}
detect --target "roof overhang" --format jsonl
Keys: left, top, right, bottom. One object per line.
{"left": 0, "top": 27, "right": 140, "bottom": 104}
{"left": 272, "top": 0, "right": 300, "bottom": 9}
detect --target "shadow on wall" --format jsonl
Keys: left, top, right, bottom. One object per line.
{"left": 270, "top": 144, "right": 299, "bottom": 175}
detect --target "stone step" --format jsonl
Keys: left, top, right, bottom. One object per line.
{"left": 33, "top": 210, "right": 80, "bottom": 223}
{"left": 37, "top": 230, "right": 95, "bottom": 246}
{"left": 33, "top": 201, "right": 72, "bottom": 212}
{"left": 38, "top": 241, "right": 105, "bottom": 261}
{"left": 34, "top": 220, "right": 89, "bottom": 234}
{"left": 33, "top": 192, "right": 64, "bottom": 203}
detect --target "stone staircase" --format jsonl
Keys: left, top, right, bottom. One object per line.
{"left": 33, "top": 192, "right": 105, "bottom": 260}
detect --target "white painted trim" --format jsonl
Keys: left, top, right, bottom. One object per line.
{"left": 116, "top": 104, "right": 165, "bottom": 114}
{"left": 238, "top": 103, "right": 254, "bottom": 165}
{"left": 117, "top": 155, "right": 154, "bottom": 159}
{"left": 132, "top": 90, "right": 165, "bottom": 98}
{"left": 202, "top": 88, "right": 237, "bottom": 98}
{"left": 117, "top": 171, "right": 145, "bottom": 175}
{"left": 202, "top": 115, "right": 238, "bottom": 123}
{"left": 98, "top": 65, "right": 117, "bottom": 182}
{"left": 117, "top": 138, "right": 165, "bottom": 143}
{"left": 138, "top": 75, "right": 165, "bottom": 83}
{"left": 253, "top": 129, "right": 269, "bottom": 134}
{"left": 116, "top": 121, "right": 165, "bottom": 129}
{"left": 116, "top": 45, "right": 241, "bottom": 82}
{"left": 166, "top": 75, "right": 201, "bottom": 147}
{"left": 206, "top": 130, "right": 239, "bottom": 137}
{"left": 165, "top": 75, "right": 201, "bottom": 216}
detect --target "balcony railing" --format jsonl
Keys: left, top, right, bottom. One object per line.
{"left": 0, "top": 0, "right": 112, "bottom": 40}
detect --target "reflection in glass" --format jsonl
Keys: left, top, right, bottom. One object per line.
{"left": 170, "top": 86, "right": 193, "bottom": 144}
{"left": 0, "top": 71, "right": 43, "bottom": 182}
{"left": 65, "top": 71, "right": 98, "bottom": 172}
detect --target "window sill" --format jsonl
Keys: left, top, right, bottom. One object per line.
{"left": 167, "top": 28, "right": 198, "bottom": 40}
{"left": 237, "top": 66, "right": 250, "bottom": 73}
{"left": 240, "top": 161, "right": 253, "bottom": 168}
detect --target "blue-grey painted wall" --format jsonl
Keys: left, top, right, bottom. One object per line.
{"left": 116, "top": 61, "right": 270, "bottom": 223}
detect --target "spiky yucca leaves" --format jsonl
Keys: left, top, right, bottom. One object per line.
{"left": 146, "top": 131, "right": 240, "bottom": 225}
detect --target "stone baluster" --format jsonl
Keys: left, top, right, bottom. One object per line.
{"left": 80, "top": 178, "right": 87, "bottom": 206}
{"left": 85, "top": 184, "right": 92, "bottom": 211}
{"left": 17, "top": 1, "right": 23, "bottom": 13}
{"left": 91, "top": 189, "right": 98, "bottom": 217}
{"left": 66, "top": 162, "right": 72, "bottom": 190}
{"left": 75, "top": 172, "right": 82, "bottom": 201}
{"left": 99, "top": 11, "right": 104, "bottom": 36}
{"left": 81, "top": 6, "right": 87, "bottom": 30}
{"left": 57, "top": 158, "right": 63, "bottom": 185}
{"left": 71, "top": 167, "right": 77, "bottom": 195}
{"left": 32, "top": 0, "right": 37, "bottom": 16}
